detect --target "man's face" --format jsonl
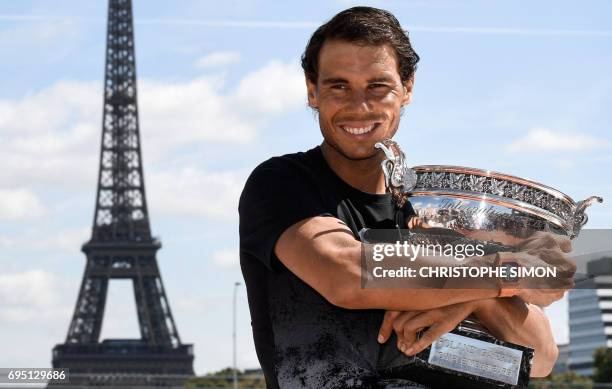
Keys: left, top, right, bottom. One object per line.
{"left": 307, "top": 39, "right": 413, "bottom": 161}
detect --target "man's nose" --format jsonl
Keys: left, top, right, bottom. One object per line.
{"left": 345, "top": 89, "right": 372, "bottom": 112}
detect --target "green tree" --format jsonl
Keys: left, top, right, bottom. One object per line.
{"left": 593, "top": 347, "right": 612, "bottom": 383}
{"left": 530, "top": 371, "right": 592, "bottom": 389}
{"left": 185, "top": 367, "right": 266, "bottom": 388}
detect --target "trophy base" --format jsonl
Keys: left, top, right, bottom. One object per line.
{"left": 377, "top": 327, "right": 533, "bottom": 389}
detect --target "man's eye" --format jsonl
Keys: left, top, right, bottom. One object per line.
{"left": 331, "top": 84, "right": 347, "bottom": 90}
{"left": 370, "top": 83, "right": 389, "bottom": 89}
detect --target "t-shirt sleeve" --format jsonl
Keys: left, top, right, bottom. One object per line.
{"left": 404, "top": 200, "right": 416, "bottom": 218}
{"left": 239, "top": 158, "right": 329, "bottom": 271}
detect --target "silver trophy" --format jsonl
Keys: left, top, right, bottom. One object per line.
{"left": 372, "top": 139, "right": 603, "bottom": 389}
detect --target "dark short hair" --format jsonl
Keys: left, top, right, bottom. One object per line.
{"left": 301, "top": 6, "right": 420, "bottom": 84}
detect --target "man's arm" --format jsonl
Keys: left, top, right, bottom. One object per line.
{"left": 378, "top": 298, "right": 558, "bottom": 377}
{"left": 275, "top": 216, "right": 571, "bottom": 311}
{"left": 474, "top": 298, "right": 558, "bottom": 377}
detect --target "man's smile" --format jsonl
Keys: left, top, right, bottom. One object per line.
{"left": 338, "top": 122, "right": 381, "bottom": 136}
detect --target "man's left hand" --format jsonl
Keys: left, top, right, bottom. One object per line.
{"left": 377, "top": 301, "right": 480, "bottom": 356}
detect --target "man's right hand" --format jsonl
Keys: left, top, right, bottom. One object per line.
{"left": 502, "top": 231, "right": 576, "bottom": 306}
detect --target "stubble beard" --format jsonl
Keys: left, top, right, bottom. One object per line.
{"left": 321, "top": 119, "right": 400, "bottom": 163}
{"left": 323, "top": 138, "right": 380, "bottom": 162}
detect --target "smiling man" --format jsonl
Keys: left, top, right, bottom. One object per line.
{"left": 239, "top": 7, "right": 570, "bottom": 389}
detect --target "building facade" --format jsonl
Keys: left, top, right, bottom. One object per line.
{"left": 568, "top": 254, "right": 612, "bottom": 376}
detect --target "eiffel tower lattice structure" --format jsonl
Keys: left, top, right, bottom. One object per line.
{"left": 51, "top": 0, "right": 194, "bottom": 384}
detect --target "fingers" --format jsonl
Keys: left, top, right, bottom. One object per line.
{"left": 529, "top": 248, "right": 574, "bottom": 269}
{"left": 556, "top": 236, "right": 572, "bottom": 253}
{"left": 516, "top": 233, "right": 574, "bottom": 279}
{"left": 399, "top": 311, "right": 433, "bottom": 351}
{"left": 513, "top": 248, "right": 576, "bottom": 291}
{"left": 517, "top": 289, "right": 567, "bottom": 307}
{"left": 393, "top": 302, "right": 478, "bottom": 356}
{"left": 510, "top": 244, "right": 576, "bottom": 292}
{"left": 521, "top": 278, "right": 573, "bottom": 291}
{"left": 392, "top": 311, "right": 422, "bottom": 349}
{"left": 519, "top": 231, "right": 572, "bottom": 253}
{"left": 397, "top": 311, "right": 435, "bottom": 335}
{"left": 392, "top": 311, "right": 421, "bottom": 334}
{"left": 401, "top": 325, "right": 418, "bottom": 352}
{"left": 378, "top": 310, "right": 401, "bottom": 343}
{"left": 517, "top": 231, "right": 554, "bottom": 251}
{"left": 396, "top": 310, "right": 446, "bottom": 354}
{"left": 406, "top": 216, "right": 423, "bottom": 229}
{"left": 405, "top": 322, "right": 455, "bottom": 356}
{"left": 523, "top": 247, "right": 574, "bottom": 273}
{"left": 540, "top": 289, "right": 568, "bottom": 303}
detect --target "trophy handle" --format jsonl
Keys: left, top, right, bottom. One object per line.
{"left": 375, "top": 141, "right": 401, "bottom": 189}
{"left": 375, "top": 141, "right": 397, "bottom": 161}
{"left": 571, "top": 195, "right": 603, "bottom": 238}
{"left": 375, "top": 139, "right": 417, "bottom": 192}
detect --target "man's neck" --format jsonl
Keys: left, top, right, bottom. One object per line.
{"left": 321, "top": 142, "right": 387, "bottom": 195}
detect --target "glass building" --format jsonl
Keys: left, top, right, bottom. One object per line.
{"left": 568, "top": 253, "right": 612, "bottom": 376}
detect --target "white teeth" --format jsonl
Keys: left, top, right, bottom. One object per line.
{"left": 342, "top": 125, "right": 375, "bottom": 135}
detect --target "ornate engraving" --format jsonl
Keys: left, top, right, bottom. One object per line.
{"left": 411, "top": 166, "right": 602, "bottom": 237}
{"left": 429, "top": 333, "right": 523, "bottom": 386}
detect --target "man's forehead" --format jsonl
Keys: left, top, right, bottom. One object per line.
{"left": 317, "top": 39, "right": 400, "bottom": 80}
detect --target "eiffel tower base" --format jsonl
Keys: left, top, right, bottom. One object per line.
{"left": 51, "top": 0, "right": 195, "bottom": 385}
{"left": 49, "top": 340, "right": 194, "bottom": 388}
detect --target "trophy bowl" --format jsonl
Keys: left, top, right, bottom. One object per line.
{"left": 372, "top": 140, "right": 603, "bottom": 389}
{"left": 409, "top": 164, "right": 602, "bottom": 244}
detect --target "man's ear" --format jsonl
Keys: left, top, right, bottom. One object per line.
{"left": 306, "top": 77, "right": 319, "bottom": 109}
{"left": 401, "top": 76, "right": 414, "bottom": 106}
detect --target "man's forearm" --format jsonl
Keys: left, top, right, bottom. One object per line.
{"left": 349, "top": 287, "right": 499, "bottom": 311}
{"left": 474, "top": 297, "right": 558, "bottom": 377}
{"left": 340, "top": 245, "right": 501, "bottom": 311}
{"left": 276, "top": 216, "right": 571, "bottom": 312}
{"left": 277, "top": 218, "right": 500, "bottom": 311}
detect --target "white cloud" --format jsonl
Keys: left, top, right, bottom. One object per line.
{"left": 506, "top": 128, "right": 611, "bottom": 153}
{"left": 0, "top": 80, "right": 101, "bottom": 189}
{"left": 138, "top": 76, "right": 257, "bottom": 158}
{"left": 0, "top": 188, "right": 47, "bottom": 220}
{"left": 0, "top": 18, "right": 81, "bottom": 50}
{"left": 233, "top": 60, "right": 305, "bottom": 116}
{"left": 0, "top": 270, "right": 68, "bottom": 322}
{"left": 0, "top": 235, "right": 12, "bottom": 248}
{"left": 0, "top": 58, "right": 305, "bottom": 369}
{"left": 172, "top": 292, "right": 260, "bottom": 372}
{"left": 149, "top": 168, "right": 245, "bottom": 220}
{"left": 33, "top": 227, "right": 90, "bottom": 252}
{"left": 196, "top": 51, "right": 242, "bottom": 68}
{"left": 0, "top": 269, "right": 75, "bottom": 372}
{"left": 0, "top": 80, "right": 96, "bottom": 135}
{"left": 174, "top": 294, "right": 230, "bottom": 315}
{"left": 0, "top": 227, "right": 89, "bottom": 253}
{"left": 0, "top": 61, "right": 304, "bottom": 191}
{"left": 212, "top": 247, "right": 239, "bottom": 268}
{"left": 140, "top": 61, "right": 304, "bottom": 154}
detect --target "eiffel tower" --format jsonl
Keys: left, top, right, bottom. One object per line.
{"left": 52, "top": 0, "right": 194, "bottom": 384}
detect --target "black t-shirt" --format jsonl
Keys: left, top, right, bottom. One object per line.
{"left": 239, "top": 146, "right": 420, "bottom": 389}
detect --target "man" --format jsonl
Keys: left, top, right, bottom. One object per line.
{"left": 239, "top": 7, "right": 573, "bottom": 388}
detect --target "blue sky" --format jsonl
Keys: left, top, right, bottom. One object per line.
{"left": 0, "top": 0, "right": 611, "bottom": 375}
